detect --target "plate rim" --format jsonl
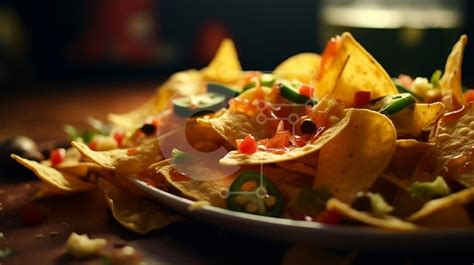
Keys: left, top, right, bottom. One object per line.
{"left": 132, "top": 178, "right": 474, "bottom": 251}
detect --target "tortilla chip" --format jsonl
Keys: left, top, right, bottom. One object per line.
{"left": 274, "top": 53, "right": 321, "bottom": 85}
{"left": 277, "top": 160, "right": 318, "bottom": 176}
{"left": 57, "top": 161, "right": 106, "bottom": 177}
{"left": 386, "top": 140, "right": 433, "bottom": 181}
{"left": 108, "top": 70, "right": 204, "bottom": 130}
{"left": 409, "top": 204, "right": 471, "bottom": 227}
{"left": 11, "top": 155, "right": 96, "bottom": 194}
{"left": 408, "top": 187, "right": 474, "bottom": 226}
{"left": 391, "top": 148, "right": 437, "bottom": 218}
{"left": 219, "top": 109, "right": 352, "bottom": 165}
{"left": 434, "top": 104, "right": 474, "bottom": 187}
{"left": 72, "top": 142, "right": 127, "bottom": 170}
{"left": 327, "top": 198, "right": 417, "bottom": 231}
{"left": 73, "top": 137, "right": 163, "bottom": 175}
{"left": 98, "top": 178, "right": 182, "bottom": 234}
{"left": 198, "top": 110, "right": 271, "bottom": 147}
{"left": 158, "top": 165, "right": 233, "bottom": 207}
{"left": 202, "top": 38, "right": 243, "bottom": 83}
{"left": 440, "top": 35, "right": 467, "bottom": 110}
{"left": 316, "top": 32, "right": 397, "bottom": 105}
{"left": 314, "top": 109, "right": 397, "bottom": 203}
{"left": 389, "top": 102, "right": 445, "bottom": 136}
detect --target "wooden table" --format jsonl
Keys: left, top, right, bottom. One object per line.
{"left": 0, "top": 82, "right": 473, "bottom": 265}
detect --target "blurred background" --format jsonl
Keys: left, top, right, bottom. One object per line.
{"left": 0, "top": 0, "right": 472, "bottom": 90}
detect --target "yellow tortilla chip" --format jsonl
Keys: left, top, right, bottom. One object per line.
{"left": 98, "top": 178, "right": 182, "bottom": 234}
{"left": 434, "top": 104, "right": 474, "bottom": 187}
{"left": 274, "top": 53, "right": 321, "bottom": 85}
{"left": 72, "top": 142, "right": 127, "bottom": 170}
{"left": 391, "top": 148, "right": 437, "bottom": 218}
{"left": 409, "top": 204, "right": 471, "bottom": 227}
{"left": 440, "top": 35, "right": 467, "bottom": 109}
{"left": 316, "top": 32, "right": 397, "bottom": 105}
{"left": 72, "top": 130, "right": 179, "bottom": 174}
{"left": 219, "top": 109, "right": 352, "bottom": 165}
{"left": 108, "top": 70, "right": 204, "bottom": 130}
{"left": 11, "top": 155, "right": 96, "bottom": 193}
{"left": 408, "top": 187, "right": 474, "bottom": 226}
{"left": 389, "top": 102, "right": 445, "bottom": 136}
{"left": 159, "top": 165, "right": 233, "bottom": 208}
{"left": 57, "top": 161, "right": 106, "bottom": 177}
{"left": 327, "top": 198, "right": 417, "bottom": 231}
{"left": 314, "top": 109, "right": 397, "bottom": 203}
{"left": 386, "top": 140, "right": 433, "bottom": 181}
{"left": 198, "top": 110, "right": 271, "bottom": 147}
{"left": 202, "top": 38, "right": 242, "bottom": 83}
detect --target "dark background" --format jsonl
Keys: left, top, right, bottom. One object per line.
{"left": 1, "top": 0, "right": 473, "bottom": 89}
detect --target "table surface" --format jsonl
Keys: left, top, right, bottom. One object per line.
{"left": 1, "top": 82, "right": 474, "bottom": 265}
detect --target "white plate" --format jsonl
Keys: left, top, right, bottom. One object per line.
{"left": 132, "top": 179, "right": 474, "bottom": 252}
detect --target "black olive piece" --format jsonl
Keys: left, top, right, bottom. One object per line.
{"left": 140, "top": 123, "right": 157, "bottom": 135}
{"left": 300, "top": 119, "right": 317, "bottom": 134}
{"left": 351, "top": 194, "right": 372, "bottom": 212}
{"left": 41, "top": 140, "right": 71, "bottom": 158}
{"left": 0, "top": 136, "right": 44, "bottom": 176}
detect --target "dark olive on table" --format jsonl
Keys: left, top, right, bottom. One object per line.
{"left": 0, "top": 136, "right": 44, "bottom": 175}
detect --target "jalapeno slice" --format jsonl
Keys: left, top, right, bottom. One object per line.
{"left": 172, "top": 92, "right": 226, "bottom": 117}
{"left": 207, "top": 82, "right": 240, "bottom": 98}
{"left": 278, "top": 80, "right": 314, "bottom": 104}
{"left": 243, "top": 74, "right": 277, "bottom": 91}
{"left": 227, "top": 172, "right": 284, "bottom": 217}
{"left": 369, "top": 93, "right": 416, "bottom": 116}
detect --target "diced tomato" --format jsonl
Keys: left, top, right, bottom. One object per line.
{"left": 464, "top": 89, "right": 474, "bottom": 103}
{"left": 265, "top": 131, "right": 291, "bottom": 149}
{"left": 170, "top": 169, "right": 189, "bottom": 181}
{"left": 140, "top": 177, "right": 157, "bottom": 187}
{"left": 398, "top": 74, "right": 413, "bottom": 88}
{"left": 127, "top": 148, "right": 139, "bottom": 155}
{"left": 237, "top": 134, "right": 258, "bottom": 154}
{"left": 293, "top": 134, "right": 312, "bottom": 147}
{"left": 50, "top": 148, "right": 66, "bottom": 166}
{"left": 314, "top": 209, "right": 342, "bottom": 225}
{"left": 318, "top": 36, "right": 341, "bottom": 80}
{"left": 88, "top": 140, "right": 98, "bottom": 151}
{"left": 299, "top": 85, "right": 314, "bottom": 98}
{"left": 21, "top": 204, "right": 47, "bottom": 226}
{"left": 353, "top": 91, "right": 371, "bottom": 108}
{"left": 442, "top": 105, "right": 467, "bottom": 124}
{"left": 113, "top": 131, "right": 125, "bottom": 147}
{"left": 313, "top": 111, "right": 329, "bottom": 128}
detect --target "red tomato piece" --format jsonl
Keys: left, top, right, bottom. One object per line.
{"left": 353, "top": 91, "right": 371, "bottom": 108}
{"left": 50, "top": 148, "right": 66, "bottom": 166}
{"left": 313, "top": 111, "right": 329, "bottom": 128}
{"left": 318, "top": 36, "right": 341, "bottom": 80}
{"left": 237, "top": 135, "right": 258, "bottom": 154}
{"left": 265, "top": 131, "right": 291, "bottom": 149}
{"left": 113, "top": 131, "right": 125, "bottom": 147}
{"left": 88, "top": 140, "right": 98, "bottom": 151}
{"left": 314, "top": 209, "right": 342, "bottom": 225}
{"left": 464, "top": 89, "right": 474, "bottom": 103}
{"left": 299, "top": 85, "right": 314, "bottom": 98}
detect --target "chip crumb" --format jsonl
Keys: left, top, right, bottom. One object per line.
{"left": 66, "top": 232, "right": 107, "bottom": 258}
{"left": 49, "top": 231, "right": 59, "bottom": 237}
{"left": 188, "top": 201, "right": 211, "bottom": 211}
